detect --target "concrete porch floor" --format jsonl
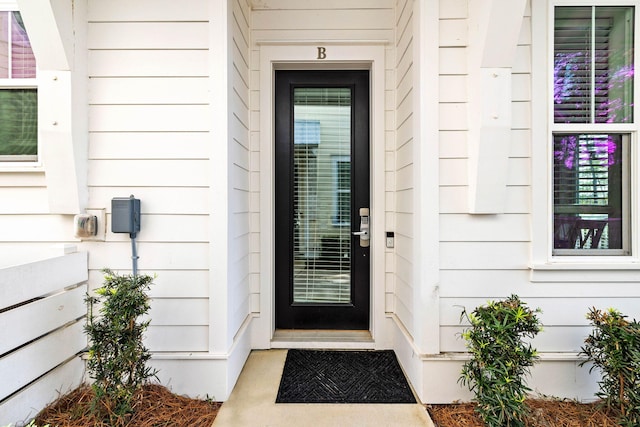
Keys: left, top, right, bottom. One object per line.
{"left": 212, "top": 349, "right": 435, "bottom": 427}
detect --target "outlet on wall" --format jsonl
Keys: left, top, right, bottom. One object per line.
{"left": 82, "top": 208, "right": 106, "bottom": 241}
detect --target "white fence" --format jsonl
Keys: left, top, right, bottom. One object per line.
{"left": 0, "top": 248, "right": 88, "bottom": 426}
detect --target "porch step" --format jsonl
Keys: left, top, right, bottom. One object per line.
{"left": 271, "top": 329, "right": 374, "bottom": 349}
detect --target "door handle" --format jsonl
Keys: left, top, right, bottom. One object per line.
{"left": 352, "top": 207, "right": 370, "bottom": 247}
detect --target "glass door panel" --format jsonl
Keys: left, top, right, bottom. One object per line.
{"left": 293, "top": 88, "right": 352, "bottom": 304}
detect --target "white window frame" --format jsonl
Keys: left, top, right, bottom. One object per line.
{"left": 0, "top": 6, "right": 40, "bottom": 168}
{"left": 531, "top": 0, "right": 640, "bottom": 279}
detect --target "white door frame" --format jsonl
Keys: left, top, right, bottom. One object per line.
{"left": 254, "top": 42, "right": 388, "bottom": 348}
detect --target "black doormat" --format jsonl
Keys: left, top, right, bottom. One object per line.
{"left": 276, "top": 349, "right": 416, "bottom": 404}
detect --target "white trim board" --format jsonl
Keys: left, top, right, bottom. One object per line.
{"left": 255, "top": 43, "right": 388, "bottom": 349}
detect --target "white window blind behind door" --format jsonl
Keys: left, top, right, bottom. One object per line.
{"left": 292, "top": 87, "right": 353, "bottom": 303}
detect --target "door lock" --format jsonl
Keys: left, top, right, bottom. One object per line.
{"left": 352, "top": 207, "right": 370, "bottom": 247}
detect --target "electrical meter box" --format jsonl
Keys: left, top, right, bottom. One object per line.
{"left": 111, "top": 196, "right": 140, "bottom": 234}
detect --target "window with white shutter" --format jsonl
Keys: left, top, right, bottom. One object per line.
{"left": 552, "top": 5, "right": 634, "bottom": 255}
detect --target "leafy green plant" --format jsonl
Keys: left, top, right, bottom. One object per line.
{"left": 580, "top": 307, "right": 640, "bottom": 427}
{"left": 84, "top": 269, "right": 157, "bottom": 425}
{"left": 459, "top": 294, "right": 542, "bottom": 427}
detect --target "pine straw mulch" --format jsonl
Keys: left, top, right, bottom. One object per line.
{"left": 32, "top": 383, "right": 221, "bottom": 427}
{"left": 427, "top": 399, "right": 619, "bottom": 427}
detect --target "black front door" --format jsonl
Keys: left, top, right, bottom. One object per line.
{"left": 275, "top": 70, "right": 370, "bottom": 330}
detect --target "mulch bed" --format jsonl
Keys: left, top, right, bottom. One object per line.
{"left": 33, "top": 384, "right": 220, "bottom": 427}
{"left": 427, "top": 399, "right": 619, "bottom": 427}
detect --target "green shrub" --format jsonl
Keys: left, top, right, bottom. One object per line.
{"left": 84, "top": 269, "right": 157, "bottom": 425}
{"left": 580, "top": 307, "right": 640, "bottom": 427}
{"left": 459, "top": 294, "right": 542, "bottom": 427}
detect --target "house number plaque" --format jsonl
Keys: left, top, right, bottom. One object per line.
{"left": 317, "top": 47, "right": 327, "bottom": 59}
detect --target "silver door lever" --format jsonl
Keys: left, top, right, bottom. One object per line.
{"left": 352, "top": 208, "right": 370, "bottom": 247}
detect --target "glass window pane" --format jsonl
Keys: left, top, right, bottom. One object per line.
{"left": 555, "top": 7, "right": 593, "bottom": 123}
{"left": 554, "top": 7, "right": 634, "bottom": 124}
{"left": 0, "top": 89, "right": 37, "bottom": 156}
{"left": 11, "top": 12, "right": 36, "bottom": 78}
{"left": 553, "top": 134, "right": 626, "bottom": 252}
{"left": 292, "top": 87, "right": 352, "bottom": 304}
{"left": 0, "top": 12, "right": 9, "bottom": 78}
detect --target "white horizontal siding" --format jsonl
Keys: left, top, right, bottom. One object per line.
{"left": 251, "top": 0, "right": 392, "bottom": 9}
{"left": 89, "top": 78, "right": 210, "bottom": 106}
{"left": 441, "top": 297, "right": 640, "bottom": 327}
{"left": 228, "top": 0, "right": 252, "bottom": 342}
{"left": 88, "top": 269, "right": 209, "bottom": 299}
{"left": 440, "top": 186, "right": 531, "bottom": 214}
{"left": 440, "top": 242, "right": 530, "bottom": 270}
{"left": 89, "top": 132, "right": 210, "bottom": 160}
{"left": 86, "top": 242, "right": 209, "bottom": 271}
{"left": 88, "top": 50, "right": 208, "bottom": 77}
{"left": 148, "top": 299, "right": 209, "bottom": 326}
{"left": 440, "top": 214, "right": 530, "bottom": 242}
{"left": 87, "top": 160, "right": 210, "bottom": 186}
{"left": 440, "top": 0, "right": 467, "bottom": 20}
{"left": 146, "top": 326, "right": 209, "bottom": 352}
{"left": 252, "top": 29, "right": 395, "bottom": 42}
{"left": 393, "top": 0, "right": 414, "bottom": 338}
{"left": 0, "top": 188, "right": 49, "bottom": 213}
{"left": 439, "top": 295, "right": 640, "bottom": 353}
{"left": 99, "top": 215, "right": 209, "bottom": 243}
{"left": 89, "top": 105, "right": 210, "bottom": 132}
{"left": 0, "top": 172, "right": 45, "bottom": 187}
{"left": 88, "top": 187, "right": 209, "bottom": 214}
{"left": 87, "top": 0, "right": 208, "bottom": 22}
{"left": 252, "top": 9, "right": 392, "bottom": 30}
{"left": 440, "top": 326, "right": 592, "bottom": 353}
{"left": 0, "top": 215, "right": 74, "bottom": 241}
{"left": 88, "top": 23, "right": 209, "bottom": 49}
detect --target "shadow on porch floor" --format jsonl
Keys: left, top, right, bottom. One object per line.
{"left": 211, "top": 349, "right": 434, "bottom": 427}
